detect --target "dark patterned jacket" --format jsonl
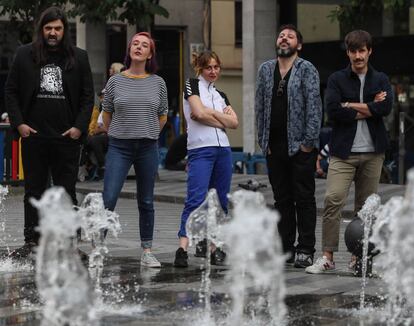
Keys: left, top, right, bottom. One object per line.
{"left": 255, "top": 57, "right": 322, "bottom": 156}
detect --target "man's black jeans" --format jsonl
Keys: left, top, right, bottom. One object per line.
{"left": 21, "top": 137, "right": 80, "bottom": 244}
{"left": 266, "top": 142, "right": 317, "bottom": 255}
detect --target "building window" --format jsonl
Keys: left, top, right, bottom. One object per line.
{"left": 235, "top": 0, "right": 242, "bottom": 47}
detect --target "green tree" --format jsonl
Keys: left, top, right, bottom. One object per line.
{"left": 118, "top": 0, "right": 169, "bottom": 32}
{"left": 68, "top": 0, "right": 119, "bottom": 24}
{"left": 0, "top": 0, "right": 66, "bottom": 43}
{"left": 329, "top": 0, "right": 408, "bottom": 36}
{"left": 0, "top": 0, "right": 169, "bottom": 44}
{"left": 68, "top": 0, "right": 169, "bottom": 32}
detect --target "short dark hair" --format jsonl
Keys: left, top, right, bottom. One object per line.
{"left": 32, "top": 6, "right": 75, "bottom": 70}
{"left": 277, "top": 24, "right": 303, "bottom": 45}
{"left": 344, "top": 30, "right": 372, "bottom": 51}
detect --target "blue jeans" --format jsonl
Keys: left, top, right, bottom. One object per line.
{"left": 178, "top": 146, "right": 232, "bottom": 238}
{"left": 103, "top": 137, "right": 158, "bottom": 249}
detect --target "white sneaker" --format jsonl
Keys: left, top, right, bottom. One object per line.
{"left": 305, "top": 256, "right": 335, "bottom": 274}
{"left": 348, "top": 255, "right": 357, "bottom": 272}
{"left": 140, "top": 252, "right": 161, "bottom": 268}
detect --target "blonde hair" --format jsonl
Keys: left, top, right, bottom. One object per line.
{"left": 110, "top": 62, "right": 125, "bottom": 75}
{"left": 191, "top": 51, "right": 221, "bottom": 76}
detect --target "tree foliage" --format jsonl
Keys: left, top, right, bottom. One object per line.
{"left": 0, "top": 0, "right": 169, "bottom": 44}
{"left": 118, "top": 0, "right": 169, "bottom": 32}
{"left": 0, "top": 0, "right": 66, "bottom": 43}
{"left": 329, "top": 0, "right": 408, "bottom": 36}
{"left": 68, "top": 0, "right": 119, "bottom": 24}
{"left": 69, "top": 0, "right": 169, "bottom": 31}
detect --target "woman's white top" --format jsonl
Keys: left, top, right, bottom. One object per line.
{"left": 183, "top": 76, "right": 231, "bottom": 150}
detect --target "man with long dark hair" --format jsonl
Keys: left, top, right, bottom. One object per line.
{"left": 5, "top": 6, "right": 94, "bottom": 258}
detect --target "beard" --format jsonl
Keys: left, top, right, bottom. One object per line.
{"left": 276, "top": 44, "right": 298, "bottom": 58}
{"left": 44, "top": 36, "right": 61, "bottom": 49}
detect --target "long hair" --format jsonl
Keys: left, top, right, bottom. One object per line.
{"left": 32, "top": 6, "right": 75, "bottom": 70}
{"left": 124, "top": 32, "right": 158, "bottom": 73}
{"left": 191, "top": 50, "right": 221, "bottom": 77}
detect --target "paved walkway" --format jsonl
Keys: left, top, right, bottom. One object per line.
{"left": 1, "top": 190, "right": 385, "bottom": 298}
{"left": 75, "top": 169, "right": 406, "bottom": 298}
{"left": 0, "top": 172, "right": 407, "bottom": 325}
{"left": 77, "top": 169, "right": 406, "bottom": 216}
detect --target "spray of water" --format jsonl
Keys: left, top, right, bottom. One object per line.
{"left": 186, "top": 189, "right": 227, "bottom": 322}
{"left": 222, "top": 190, "right": 287, "bottom": 326}
{"left": 385, "top": 170, "right": 414, "bottom": 324}
{"left": 358, "top": 193, "right": 381, "bottom": 309}
{"left": 369, "top": 169, "right": 414, "bottom": 324}
{"left": 32, "top": 187, "right": 96, "bottom": 326}
{"left": 0, "top": 185, "right": 9, "bottom": 253}
{"left": 77, "top": 193, "right": 121, "bottom": 292}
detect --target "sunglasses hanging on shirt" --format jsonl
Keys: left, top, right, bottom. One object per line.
{"left": 276, "top": 79, "right": 286, "bottom": 97}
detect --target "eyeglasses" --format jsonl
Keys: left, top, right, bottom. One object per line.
{"left": 276, "top": 79, "right": 286, "bottom": 97}
{"left": 204, "top": 65, "right": 221, "bottom": 72}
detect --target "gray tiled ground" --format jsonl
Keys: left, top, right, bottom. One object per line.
{"left": 2, "top": 186, "right": 387, "bottom": 298}
{"left": 77, "top": 169, "right": 406, "bottom": 216}
{"left": 0, "top": 171, "right": 405, "bottom": 325}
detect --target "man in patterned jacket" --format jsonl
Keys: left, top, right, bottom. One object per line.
{"left": 255, "top": 24, "right": 322, "bottom": 268}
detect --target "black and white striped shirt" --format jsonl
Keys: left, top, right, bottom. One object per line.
{"left": 102, "top": 73, "right": 168, "bottom": 139}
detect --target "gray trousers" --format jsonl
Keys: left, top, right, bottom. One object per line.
{"left": 322, "top": 153, "right": 384, "bottom": 252}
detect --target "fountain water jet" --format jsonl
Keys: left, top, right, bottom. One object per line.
{"left": 222, "top": 190, "right": 287, "bottom": 326}
{"left": 368, "top": 170, "right": 414, "bottom": 324}
{"left": 186, "top": 188, "right": 227, "bottom": 322}
{"left": 77, "top": 192, "right": 121, "bottom": 292}
{"left": 0, "top": 185, "right": 33, "bottom": 272}
{"left": 32, "top": 187, "right": 96, "bottom": 326}
{"left": 0, "top": 185, "right": 9, "bottom": 253}
{"left": 357, "top": 193, "right": 381, "bottom": 309}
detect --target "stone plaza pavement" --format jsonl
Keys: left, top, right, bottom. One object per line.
{"left": 77, "top": 169, "right": 406, "bottom": 217}
{"left": 0, "top": 171, "right": 407, "bottom": 325}
{"left": 75, "top": 169, "right": 406, "bottom": 293}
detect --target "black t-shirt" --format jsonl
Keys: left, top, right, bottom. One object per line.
{"left": 269, "top": 63, "right": 291, "bottom": 148}
{"left": 28, "top": 51, "right": 74, "bottom": 139}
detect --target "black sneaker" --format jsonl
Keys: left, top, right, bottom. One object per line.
{"left": 285, "top": 252, "right": 295, "bottom": 265}
{"left": 174, "top": 248, "right": 188, "bottom": 267}
{"left": 294, "top": 252, "right": 314, "bottom": 268}
{"left": 194, "top": 239, "right": 207, "bottom": 258}
{"left": 211, "top": 248, "right": 226, "bottom": 266}
{"left": 77, "top": 248, "right": 89, "bottom": 264}
{"left": 8, "top": 242, "right": 37, "bottom": 259}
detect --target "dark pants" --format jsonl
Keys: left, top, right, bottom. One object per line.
{"left": 21, "top": 137, "right": 81, "bottom": 244}
{"left": 103, "top": 137, "right": 158, "bottom": 249}
{"left": 266, "top": 142, "right": 317, "bottom": 255}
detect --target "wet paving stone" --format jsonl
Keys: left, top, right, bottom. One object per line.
{"left": 0, "top": 255, "right": 392, "bottom": 326}
{"left": 0, "top": 194, "right": 399, "bottom": 325}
